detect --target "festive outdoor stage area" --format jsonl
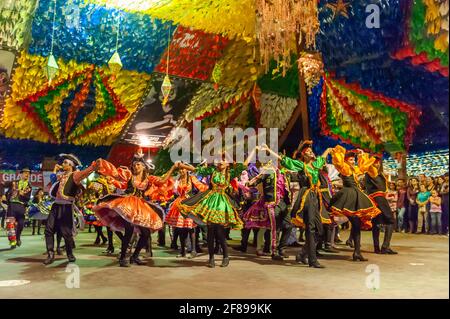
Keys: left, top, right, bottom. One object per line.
{"left": 0, "top": 230, "right": 448, "bottom": 299}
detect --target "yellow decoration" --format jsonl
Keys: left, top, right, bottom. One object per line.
{"left": 424, "top": 0, "right": 449, "bottom": 53}
{"left": 211, "top": 39, "right": 263, "bottom": 92}
{"left": 1, "top": 51, "right": 151, "bottom": 146}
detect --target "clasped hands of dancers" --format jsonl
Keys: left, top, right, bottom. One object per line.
{"left": 29, "top": 142, "right": 396, "bottom": 268}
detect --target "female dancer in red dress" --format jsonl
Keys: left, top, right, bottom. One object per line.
{"left": 94, "top": 151, "right": 177, "bottom": 267}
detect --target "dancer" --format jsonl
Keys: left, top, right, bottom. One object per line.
{"left": 178, "top": 156, "right": 245, "bottom": 268}
{"left": 94, "top": 150, "right": 176, "bottom": 267}
{"left": 263, "top": 142, "right": 332, "bottom": 268}
{"left": 165, "top": 167, "right": 208, "bottom": 258}
{"left": 4, "top": 168, "right": 32, "bottom": 248}
{"left": 44, "top": 154, "right": 98, "bottom": 265}
{"left": 242, "top": 157, "right": 291, "bottom": 261}
{"left": 28, "top": 188, "right": 51, "bottom": 236}
{"left": 362, "top": 154, "right": 398, "bottom": 254}
{"left": 329, "top": 146, "right": 381, "bottom": 262}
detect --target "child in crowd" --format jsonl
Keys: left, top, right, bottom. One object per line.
{"left": 429, "top": 190, "right": 442, "bottom": 235}
{"left": 416, "top": 184, "right": 431, "bottom": 234}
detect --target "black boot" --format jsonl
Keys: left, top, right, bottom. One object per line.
{"left": 271, "top": 254, "right": 284, "bottom": 261}
{"left": 372, "top": 224, "right": 381, "bottom": 254}
{"left": 295, "top": 249, "right": 308, "bottom": 264}
{"left": 221, "top": 257, "right": 230, "bottom": 267}
{"left": 207, "top": 257, "right": 215, "bottom": 268}
{"left": 43, "top": 251, "right": 55, "bottom": 265}
{"left": 67, "top": 254, "right": 76, "bottom": 263}
{"left": 381, "top": 225, "right": 398, "bottom": 254}
{"left": 309, "top": 261, "right": 325, "bottom": 268}
{"left": 130, "top": 254, "right": 147, "bottom": 265}
{"left": 56, "top": 247, "right": 63, "bottom": 256}
{"left": 119, "top": 258, "right": 130, "bottom": 267}
{"left": 65, "top": 240, "right": 76, "bottom": 262}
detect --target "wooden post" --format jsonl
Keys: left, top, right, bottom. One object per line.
{"left": 278, "top": 32, "right": 310, "bottom": 147}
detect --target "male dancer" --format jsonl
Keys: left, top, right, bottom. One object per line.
{"left": 362, "top": 154, "right": 398, "bottom": 254}
{"left": 263, "top": 142, "right": 332, "bottom": 268}
{"left": 4, "top": 168, "right": 32, "bottom": 248}
{"left": 44, "top": 154, "right": 98, "bottom": 265}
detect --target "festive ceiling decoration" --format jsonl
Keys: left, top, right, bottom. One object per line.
{"left": 256, "top": 0, "right": 320, "bottom": 75}
{"left": 145, "top": 0, "right": 256, "bottom": 40}
{"left": 298, "top": 52, "right": 324, "bottom": 94}
{"left": 183, "top": 83, "right": 251, "bottom": 124}
{"left": 318, "top": 74, "right": 421, "bottom": 153}
{"left": 325, "top": 0, "right": 351, "bottom": 20}
{"left": 154, "top": 26, "right": 229, "bottom": 81}
{"left": 392, "top": 0, "right": 449, "bottom": 76}
{"left": 211, "top": 39, "right": 263, "bottom": 92}
{"left": 257, "top": 56, "right": 300, "bottom": 98}
{"left": 383, "top": 149, "right": 449, "bottom": 177}
{"left": 1, "top": 51, "right": 151, "bottom": 146}
{"left": 259, "top": 94, "right": 297, "bottom": 132}
{"left": 29, "top": 0, "right": 172, "bottom": 74}
{"left": 0, "top": 0, "right": 37, "bottom": 50}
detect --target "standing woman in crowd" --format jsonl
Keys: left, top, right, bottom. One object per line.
{"left": 396, "top": 179, "right": 408, "bottom": 232}
{"left": 386, "top": 182, "right": 398, "bottom": 232}
{"left": 439, "top": 174, "right": 449, "bottom": 235}
{"left": 407, "top": 178, "right": 420, "bottom": 233}
{"left": 429, "top": 190, "right": 442, "bottom": 234}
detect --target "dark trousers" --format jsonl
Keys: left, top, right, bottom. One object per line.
{"left": 348, "top": 216, "right": 362, "bottom": 256}
{"left": 106, "top": 227, "right": 123, "bottom": 249}
{"left": 94, "top": 225, "right": 107, "bottom": 243}
{"left": 240, "top": 228, "right": 251, "bottom": 251}
{"left": 158, "top": 224, "right": 166, "bottom": 246}
{"left": 45, "top": 203, "right": 74, "bottom": 255}
{"left": 7, "top": 203, "right": 26, "bottom": 242}
{"left": 372, "top": 214, "right": 394, "bottom": 250}
{"left": 32, "top": 220, "right": 43, "bottom": 235}
{"left": 119, "top": 221, "right": 150, "bottom": 260}
{"left": 179, "top": 228, "right": 196, "bottom": 255}
{"left": 207, "top": 224, "right": 228, "bottom": 259}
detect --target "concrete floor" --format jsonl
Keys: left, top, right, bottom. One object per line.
{"left": 0, "top": 228, "right": 448, "bottom": 299}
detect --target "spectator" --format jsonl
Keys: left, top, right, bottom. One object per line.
{"left": 386, "top": 182, "right": 398, "bottom": 230}
{"left": 396, "top": 178, "right": 408, "bottom": 232}
{"left": 425, "top": 177, "right": 435, "bottom": 192}
{"left": 416, "top": 184, "right": 431, "bottom": 234}
{"left": 407, "top": 178, "right": 420, "bottom": 233}
{"left": 440, "top": 174, "right": 449, "bottom": 235}
{"left": 429, "top": 190, "right": 442, "bottom": 235}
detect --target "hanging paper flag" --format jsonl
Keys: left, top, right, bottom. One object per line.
{"left": 46, "top": 54, "right": 59, "bottom": 82}
{"left": 108, "top": 51, "right": 123, "bottom": 74}
{"left": 161, "top": 74, "right": 172, "bottom": 106}
{"left": 212, "top": 63, "right": 222, "bottom": 90}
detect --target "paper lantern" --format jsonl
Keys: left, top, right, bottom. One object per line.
{"left": 161, "top": 74, "right": 172, "bottom": 106}
{"left": 108, "top": 51, "right": 123, "bottom": 73}
{"left": 46, "top": 54, "right": 59, "bottom": 82}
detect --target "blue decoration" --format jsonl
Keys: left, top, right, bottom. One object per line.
{"left": 29, "top": 0, "right": 174, "bottom": 73}
{"left": 317, "top": 0, "right": 449, "bottom": 153}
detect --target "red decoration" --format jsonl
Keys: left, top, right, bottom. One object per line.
{"left": 155, "top": 26, "right": 229, "bottom": 81}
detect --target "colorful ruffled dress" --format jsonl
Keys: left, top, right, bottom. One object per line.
{"left": 165, "top": 175, "right": 208, "bottom": 229}
{"left": 281, "top": 155, "right": 331, "bottom": 231}
{"left": 329, "top": 146, "right": 381, "bottom": 229}
{"left": 242, "top": 167, "right": 289, "bottom": 229}
{"left": 179, "top": 166, "right": 244, "bottom": 229}
{"left": 93, "top": 159, "right": 174, "bottom": 232}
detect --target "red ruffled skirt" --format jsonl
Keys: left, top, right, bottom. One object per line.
{"left": 93, "top": 194, "right": 164, "bottom": 232}
{"left": 165, "top": 197, "right": 196, "bottom": 228}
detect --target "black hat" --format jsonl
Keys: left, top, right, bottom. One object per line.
{"left": 59, "top": 153, "right": 82, "bottom": 167}
{"left": 20, "top": 168, "right": 31, "bottom": 173}
{"left": 297, "top": 140, "right": 313, "bottom": 154}
{"left": 345, "top": 150, "right": 358, "bottom": 160}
